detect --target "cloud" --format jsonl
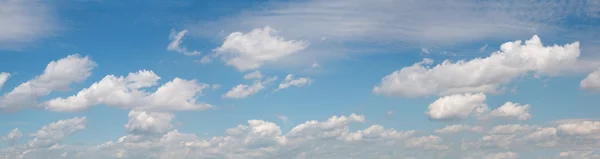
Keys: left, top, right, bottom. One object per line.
{"left": 425, "top": 93, "right": 488, "bottom": 121}
{"left": 485, "top": 152, "right": 518, "bottom": 159}
{"left": 556, "top": 121, "right": 600, "bottom": 136}
{"left": 167, "top": 29, "right": 201, "bottom": 56}
{"left": 28, "top": 117, "right": 87, "bottom": 148}
{"left": 274, "top": 74, "right": 312, "bottom": 92}
{"left": 243, "top": 71, "right": 263, "bottom": 80}
{"left": 192, "top": 0, "right": 600, "bottom": 47}
{"left": 45, "top": 70, "right": 213, "bottom": 112}
{"left": 0, "top": 72, "right": 9, "bottom": 90}
{"left": 480, "top": 102, "right": 531, "bottom": 121}
{"left": 223, "top": 76, "right": 277, "bottom": 99}
{"left": 125, "top": 110, "right": 174, "bottom": 136}
{"left": 426, "top": 93, "right": 533, "bottom": 121}
{"left": 580, "top": 68, "right": 600, "bottom": 92}
{"left": 479, "top": 44, "right": 489, "bottom": 53}
{"left": 421, "top": 48, "right": 430, "bottom": 54}
{"left": 0, "top": 0, "right": 58, "bottom": 49}
{"left": 210, "top": 26, "right": 308, "bottom": 71}
{"left": 4, "top": 113, "right": 600, "bottom": 159}
{"left": 0, "top": 54, "right": 96, "bottom": 112}
{"left": 435, "top": 125, "right": 484, "bottom": 134}
{"left": 373, "top": 35, "right": 585, "bottom": 97}
{"left": 2, "top": 128, "right": 22, "bottom": 142}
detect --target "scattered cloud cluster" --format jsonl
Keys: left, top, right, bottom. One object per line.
{"left": 2, "top": 113, "right": 600, "bottom": 159}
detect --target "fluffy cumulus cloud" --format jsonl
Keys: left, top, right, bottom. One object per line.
{"left": 426, "top": 93, "right": 532, "bottom": 121}
{"left": 125, "top": 110, "right": 174, "bottom": 136}
{"left": 167, "top": 29, "right": 201, "bottom": 56}
{"left": 0, "top": 72, "right": 9, "bottom": 90}
{"left": 210, "top": 26, "right": 308, "bottom": 71}
{"left": 223, "top": 76, "right": 277, "bottom": 99}
{"left": 480, "top": 102, "right": 531, "bottom": 121}
{"left": 580, "top": 68, "right": 600, "bottom": 92}
{"left": 425, "top": 93, "right": 488, "bottom": 121}
{"left": 0, "top": 54, "right": 96, "bottom": 112}
{"left": 45, "top": 70, "right": 213, "bottom": 112}
{"left": 373, "top": 35, "right": 584, "bottom": 97}
{"left": 0, "top": 0, "right": 58, "bottom": 49}
{"left": 274, "top": 74, "right": 312, "bottom": 92}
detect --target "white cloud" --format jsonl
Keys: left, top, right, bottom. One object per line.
{"left": 558, "top": 150, "right": 597, "bottom": 159}
{"left": 580, "top": 68, "right": 600, "bottom": 92}
{"left": 480, "top": 44, "right": 489, "bottom": 53}
{"left": 0, "top": 54, "right": 96, "bottom": 112}
{"left": 425, "top": 93, "right": 488, "bottom": 121}
{"left": 427, "top": 93, "right": 533, "bottom": 121}
{"left": 435, "top": 125, "right": 484, "bottom": 134}
{"left": 28, "top": 117, "right": 87, "bottom": 148}
{"left": 421, "top": 48, "right": 430, "bottom": 54}
{"left": 2, "top": 128, "right": 22, "bottom": 142}
{"left": 373, "top": 35, "right": 583, "bottom": 97}
{"left": 167, "top": 29, "right": 201, "bottom": 56}
{"left": 480, "top": 102, "right": 532, "bottom": 121}
{"left": 489, "top": 124, "right": 535, "bottom": 135}
{"left": 404, "top": 135, "right": 449, "bottom": 150}
{"left": 193, "top": 0, "right": 600, "bottom": 45}
{"left": 0, "top": 72, "right": 9, "bottom": 90}
{"left": 311, "top": 62, "right": 320, "bottom": 69}
{"left": 45, "top": 70, "right": 212, "bottom": 112}
{"left": 486, "top": 152, "right": 518, "bottom": 159}
{"left": 275, "top": 74, "right": 312, "bottom": 92}
{"left": 243, "top": 71, "right": 263, "bottom": 80}
{"left": 211, "top": 26, "right": 308, "bottom": 71}
{"left": 557, "top": 121, "right": 600, "bottom": 136}
{"left": 223, "top": 76, "right": 277, "bottom": 99}
{"left": 0, "top": 0, "right": 58, "bottom": 49}
{"left": 125, "top": 110, "right": 174, "bottom": 136}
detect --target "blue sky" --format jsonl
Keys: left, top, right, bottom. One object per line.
{"left": 1, "top": 0, "right": 600, "bottom": 158}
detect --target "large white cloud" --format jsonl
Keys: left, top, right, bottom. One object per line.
{"left": 580, "top": 68, "right": 600, "bottom": 92}
{"left": 210, "top": 26, "right": 308, "bottom": 71}
{"left": 167, "top": 29, "right": 201, "bottom": 56}
{"left": 0, "top": 54, "right": 96, "bottom": 112}
{"left": 0, "top": 72, "right": 9, "bottom": 90}
{"left": 0, "top": 0, "right": 58, "bottom": 49}
{"left": 373, "top": 35, "right": 583, "bottom": 97}
{"left": 45, "top": 70, "right": 213, "bottom": 112}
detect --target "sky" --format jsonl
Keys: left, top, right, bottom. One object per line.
{"left": 1, "top": 0, "right": 600, "bottom": 158}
